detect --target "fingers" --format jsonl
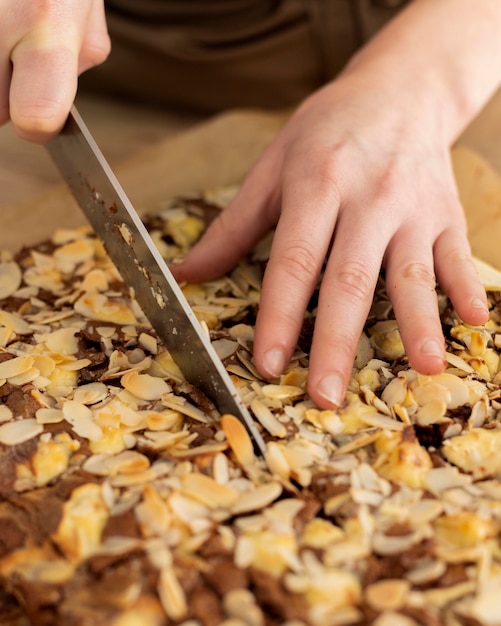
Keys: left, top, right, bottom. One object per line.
{"left": 253, "top": 160, "right": 344, "bottom": 381}
{"left": 384, "top": 223, "right": 447, "bottom": 376}
{"left": 171, "top": 149, "right": 281, "bottom": 283}
{"left": 304, "top": 212, "right": 388, "bottom": 409}
{"left": 79, "top": 0, "right": 111, "bottom": 74}
{"left": 10, "top": 41, "right": 79, "bottom": 142}
{"left": 434, "top": 225, "right": 489, "bottom": 326}
{"left": 6, "top": 0, "right": 110, "bottom": 142}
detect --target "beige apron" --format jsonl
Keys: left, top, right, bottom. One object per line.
{"left": 80, "top": 0, "right": 408, "bottom": 112}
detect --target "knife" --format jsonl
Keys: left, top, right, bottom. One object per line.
{"left": 46, "top": 105, "right": 266, "bottom": 456}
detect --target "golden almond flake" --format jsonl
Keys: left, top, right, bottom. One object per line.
{"left": 223, "top": 589, "right": 265, "bottom": 626}
{"left": 251, "top": 397, "right": 287, "bottom": 438}
{"left": 372, "top": 612, "right": 419, "bottom": 626}
{"left": 0, "top": 326, "right": 14, "bottom": 348}
{"left": 57, "top": 357, "right": 92, "bottom": 371}
{"left": 406, "top": 558, "right": 447, "bottom": 585}
{"left": 158, "top": 567, "right": 189, "bottom": 622}
{"left": 221, "top": 413, "right": 257, "bottom": 467}
{"left": 445, "top": 351, "right": 476, "bottom": 373}
{"left": 411, "top": 380, "right": 452, "bottom": 407}
{"left": 301, "top": 518, "right": 345, "bottom": 549}
{"left": 261, "top": 384, "right": 304, "bottom": 402}
{"left": 33, "top": 355, "right": 56, "bottom": 378}
{"left": 54, "top": 238, "right": 95, "bottom": 267}
{"left": 121, "top": 370, "right": 171, "bottom": 401}
{"left": 0, "top": 404, "right": 13, "bottom": 422}
{"left": 414, "top": 399, "right": 448, "bottom": 426}
{"left": 286, "top": 564, "right": 362, "bottom": 615}
{"left": 73, "top": 381, "right": 108, "bottom": 405}
{"left": 51, "top": 226, "right": 92, "bottom": 246}
{"left": 135, "top": 484, "right": 172, "bottom": 538}
{"left": 80, "top": 268, "right": 109, "bottom": 292}
{"left": 0, "top": 354, "right": 35, "bottom": 379}
{"left": 74, "top": 292, "right": 138, "bottom": 325}
{"left": 0, "top": 310, "right": 31, "bottom": 335}
{"left": 236, "top": 531, "right": 299, "bottom": 578}
{"left": 36, "top": 407, "right": 64, "bottom": 425}
{"left": 62, "top": 399, "right": 103, "bottom": 442}
{"left": 0, "top": 418, "right": 43, "bottom": 445}
{"left": 104, "top": 450, "right": 151, "bottom": 476}
{"left": 180, "top": 472, "right": 240, "bottom": 509}
{"left": 94, "top": 399, "right": 145, "bottom": 429}
{"left": 7, "top": 366, "right": 41, "bottom": 386}
{"left": 0, "top": 259, "right": 22, "bottom": 299}
{"left": 139, "top": 332, "right": 158, "bottom": 355}
{"left": 231, "top": 481, "right": 282, "bottom": 515}
{"left": 466, "top": 575, "right": 501, "bottom": 626}
{"left": 141, "top": 408, "right": 182, "bottom": 431}
{"left": 365, "top": 579, "right": 411, "bottom": 612}
{"left": 212, "top": 337, "right": 239, "bottom": 361}
{"left": 161, "top": 395, "right": 212, "bottom": 423}
{"left": 44, "top": 327, "right": 80, "bottom": 355}
{"left": 265, "top": 441, "right": 293, "bottom": 482}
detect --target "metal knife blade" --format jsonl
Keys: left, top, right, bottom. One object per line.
{"left": 46, "top": 105, "right": 266, "bottom": 456}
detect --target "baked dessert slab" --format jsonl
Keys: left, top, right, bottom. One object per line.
{"left": 0, "top": 192, "right": 501, "bottom": 626}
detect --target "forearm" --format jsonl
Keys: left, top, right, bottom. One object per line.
{"left": 344, "top": 0, "right": 501, "bottom": 144}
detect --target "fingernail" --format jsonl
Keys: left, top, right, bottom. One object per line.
{"left": 262, "top": 347, "right": 287, "bottom": 378}
{"left": 317, "top": 373, "right": 344, "bottom": 408}
{"left": 471, "top": 296, "right": 488, "bottom": 312}
{"left": 421, "top": 338, "right": 445, "bottom": 359}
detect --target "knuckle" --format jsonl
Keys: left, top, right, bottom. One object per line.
{"left": 279, "top": 242, "right": 322, "bottom": 284}
{"left": 374, "top": 167, "right": 405, "bottom": 206}
{"left": 83, "top": 34, "right": 112, "bottom": 67}
{"left": 399, "top": 261, "right": 436, "bottom": 288}
{"left": 335, "top": 261, "right": 375, "bottom": 304}
{"left": 13, "top": 98, "right": 68, "bottom": 142}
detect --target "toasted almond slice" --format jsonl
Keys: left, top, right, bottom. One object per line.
{"left": 121, "top": 370, "right": 171, "bottom": 401}
{"left": 0, "top": 418, "right": 43, "bottom": 445}
{"left": 158, "top": 568, "right": 188, "bottom": 622}
{"left": 180, "top": 473, "right": 239, "bottom": 508}
{"left": 0, "top": 405, "right": 12, "bottom": 423}
{"left": 221, "top": 413, "right": 256, "bottom": 467}
{"left": 36, "top": 408, "right": 64, "bottom": 424}
{"left": 445, "top": 351, "right": 475, "bottom": 373}
{"left": 0, "top": 355, "right": 35, "bottom": 379}
{"left": 62, "top": 400, "right": 103, "bottom": 442}
{"left": 365, "top": 579, "right": 410, "bottom": 611}
{"left": 0, "top": 260, "right": 22, "bottom": 299}
{"left": 261, "top": 384, "right": 304, "bottom": 401}
{"left": 8, "top": 366, "right": 40, "bottom": 386}
{"left": 231, "top": 481, "right": 282, "bottom": 515}
{"left": 44, "top": 328, "right": 79, "bottom": 355}
{"left": 250, "top": 398, "right": 287, "bottom": 438}
{"left": 73, "top": 382, "right": 108, "bottom": 405}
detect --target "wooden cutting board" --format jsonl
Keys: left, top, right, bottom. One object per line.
{"left": 3, "top": 108, "right": 501, "bottom": 281}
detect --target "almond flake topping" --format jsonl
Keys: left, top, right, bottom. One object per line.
{"left": 2, "top": 192, "right": 501, "bottom": 626}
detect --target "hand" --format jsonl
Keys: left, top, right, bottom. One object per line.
{"left": 1, "top": 0, "right": 110, "bottom": 142}
{"left": 171, "top": 58, "right": 490, "bottom": 410}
